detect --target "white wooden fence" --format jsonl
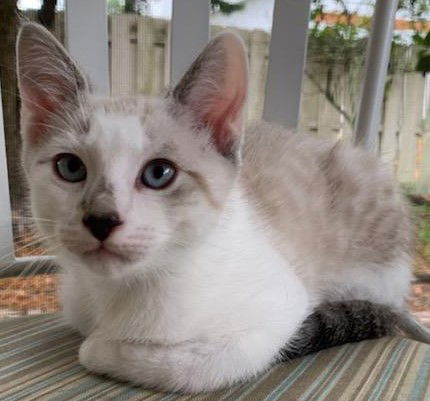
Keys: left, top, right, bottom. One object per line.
{"left": 107, "top": 14, "right": 428, "bottom": 187}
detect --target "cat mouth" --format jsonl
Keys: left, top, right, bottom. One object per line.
{"left": 82, "top": 245, "right": 130, "bottom": 263}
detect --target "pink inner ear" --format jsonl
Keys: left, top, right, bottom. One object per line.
{"left": 203, "top": 88, "right": 246, "bottom": 153}
{"left": 24, "top": 90, "right": 59, "bottom": 144}
{"left": 198, "top": 36, "right": 248, "bottom": 155}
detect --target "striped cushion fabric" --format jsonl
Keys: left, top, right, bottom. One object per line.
{"left": 0, "top": 314, "right": 429, "bottom": 401}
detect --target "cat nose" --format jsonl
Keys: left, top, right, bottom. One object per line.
{"left": 82, "top": 214, "right": 122, "bottom": 242}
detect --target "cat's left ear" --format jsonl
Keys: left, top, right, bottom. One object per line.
{"left": 172, "top": 31, "right": 248, "bottom": 160}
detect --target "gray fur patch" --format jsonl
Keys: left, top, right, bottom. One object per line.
{"left": 185, "top": 170, "right": 221, "bottom": 209}
{"left": 80, "top": 177, "right": 116, "bottom": 216}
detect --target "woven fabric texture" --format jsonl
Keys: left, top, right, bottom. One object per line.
{"left": 0, "top": 314, "right": 429, "bottom": 401}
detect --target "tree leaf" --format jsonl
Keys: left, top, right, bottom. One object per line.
{"left": 413, "top": 32, "right": 425, "bottom": 46}
{"left": 416, "top": 53, "right": 430, "bottom": 74}
{"left": 424, "top": 31, "right": 430, "bottom": 47}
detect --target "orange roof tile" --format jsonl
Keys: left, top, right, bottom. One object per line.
{"left": 315, "top": 13, "right": 430, "bottom": 32}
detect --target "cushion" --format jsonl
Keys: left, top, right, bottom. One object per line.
{"left": 0, "top": 314, "right": 429, "bottom": 401}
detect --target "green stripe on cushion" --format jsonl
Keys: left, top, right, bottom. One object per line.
{"left": 0, "top": 314, "right": 429, "bottom": 401}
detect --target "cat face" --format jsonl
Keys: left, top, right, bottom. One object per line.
{"left": 16, "top": 23, "right": 248, "bottom": 278}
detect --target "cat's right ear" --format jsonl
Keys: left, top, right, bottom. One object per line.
{"left": 16, "top": 23, "right": 88, "bottom": 145}
{"left": 171, "top": 32, "right": 248, "bottom": 161}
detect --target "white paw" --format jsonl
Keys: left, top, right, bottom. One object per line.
{"left": 79, "top": 336, "right": 119, "bottom": 375}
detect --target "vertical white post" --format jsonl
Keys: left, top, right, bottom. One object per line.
{"left": 263, "top": 0, "right": 312, "bottom": 129}
{"left": 423, "top": 73, "right": 430, "bottom": 120}
{"left": 65, "top": 0, "right": 110, "bottom": 95}
{"left": 169, "top": 0, "right": 210, "bottom": 86}
{"left": 0, "top": 86, "right": 15, "bottom": 263}
{"left": 354, "top": 0, "right": 399, "bottom": 150}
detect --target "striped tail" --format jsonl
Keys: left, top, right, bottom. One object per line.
{"left": 280, "top": 300, "right": 429, "bottom": 360}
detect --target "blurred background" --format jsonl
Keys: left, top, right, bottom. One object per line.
{"left": 0, "top": 0, "right": 429, "bottom": 323}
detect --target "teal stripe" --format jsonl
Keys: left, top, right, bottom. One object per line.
{"left": 262, "top": 352, "right": 320, "bottom": 401}
{"left": 215, "top": 385, "right": 243, "bottom": 401}
{"left": 313, "top": 342, "right": 365, "bottom": 401}
{"left": 231, "top": 368, "right": 275, "bottom": 401}
{"left": 43, "top": 373, "right": 121, "bottom": 401}
{"left": 0, "top": 319, "right": 58, "bottom": 343}
{"left": 111, "top": 387, "right": 169, "bottom": 401}
{"left": 0, "top": 327, "right": 77, "bottom": 360}
{"left": 297, "top": 345, "right": 353, "bottom": 401}
{"left": 72, "top": 382, "right": 126, "bottom": 401}
{"left": 0, "top": 337, "right": 79, "bottom": 377}
{"left": 159, "top": 393, "right": 181, "bottom": 400}
{"left": 407, "top": 346, "right": 430, "bottom": 401}
{"left": 0, "top": 314, "right": 57, "bottom": 336}
{"left": 3, "top": 364, "right": 83, "bottom": 401}
{"left": 0, "top": 322, "right": 63, "bottom": 347}
{"left": 366, "top": 339, "right": 409, "bottom": 401}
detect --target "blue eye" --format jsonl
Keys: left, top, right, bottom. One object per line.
{"left": 55, "top": 153, "right": 86, "bottom": 182}
{"left": 141, "top": 159, "right": 176, "bottom": 189}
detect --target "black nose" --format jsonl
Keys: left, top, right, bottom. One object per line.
{"left": 82, "top": 214, "right": 122, "bottom": 241}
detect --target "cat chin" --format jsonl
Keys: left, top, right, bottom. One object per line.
{"left": 60, "top": 247, "right": 146, "bottom": 280}
{"left": 82, "top": 256, "right": 145, "bottom": 279}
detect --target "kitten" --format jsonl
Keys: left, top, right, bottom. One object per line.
{"left": 16, "top": 22, "right": 430, "bottom": 393}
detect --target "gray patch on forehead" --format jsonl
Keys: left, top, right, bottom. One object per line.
{"left": 156, "top": 143, "right": 178, "bottom": 156}
{"left": 94, "top": 178, "right": 114, "bottom": 195}
{"left": 81, "top": 177, "right": 116, "bottom": 215}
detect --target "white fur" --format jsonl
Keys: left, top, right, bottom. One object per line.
{"left": 74, "top": 188, "right": 309, "bottom": 392}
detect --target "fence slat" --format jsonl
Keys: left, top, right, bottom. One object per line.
{"left": 169, "top": 0, "right": 210, "bottom": 86}
{"left": 0, "top": 85, "right": 14, "bottom": 264}
{"left": 354, "top": 0, "right": 399, "bottom": 150}
{"left": 111, "top": 15, "right": 137, "bottom": 96}
{"left": 65, "top": 0, "right": 110, "bottom": 95}
{"left": 263, "top": 0, "right": 312, "bottom": 129}
{"left": 137, "top": 17, "right": 168, "bottom": 95}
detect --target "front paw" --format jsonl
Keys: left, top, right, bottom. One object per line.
{"left": 79, "top": 336, "right": 119, "bottom": 376}
{"left": 78, "top": 337, "right": 171, "bottom": 390}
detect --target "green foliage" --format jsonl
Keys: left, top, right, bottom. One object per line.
{"left": 399, "top": 0, "right": 430, "bottom": 19}
{"left": 307, "top": 0, "right": 430, "bottom": 130}
{"left": 211, "top": 0, "right": 245, "bottom": 15}
{"left": 413, "top": 32, "right": 430, "bottom": 75}
{"left": 307, "top": 0, "right": 370, "bottom": 127}
{"left": 107, "top": 0, "right": 122, "bottom": 14}
{"left": 400, "top": 0, "right": 430, "bottom": 75}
